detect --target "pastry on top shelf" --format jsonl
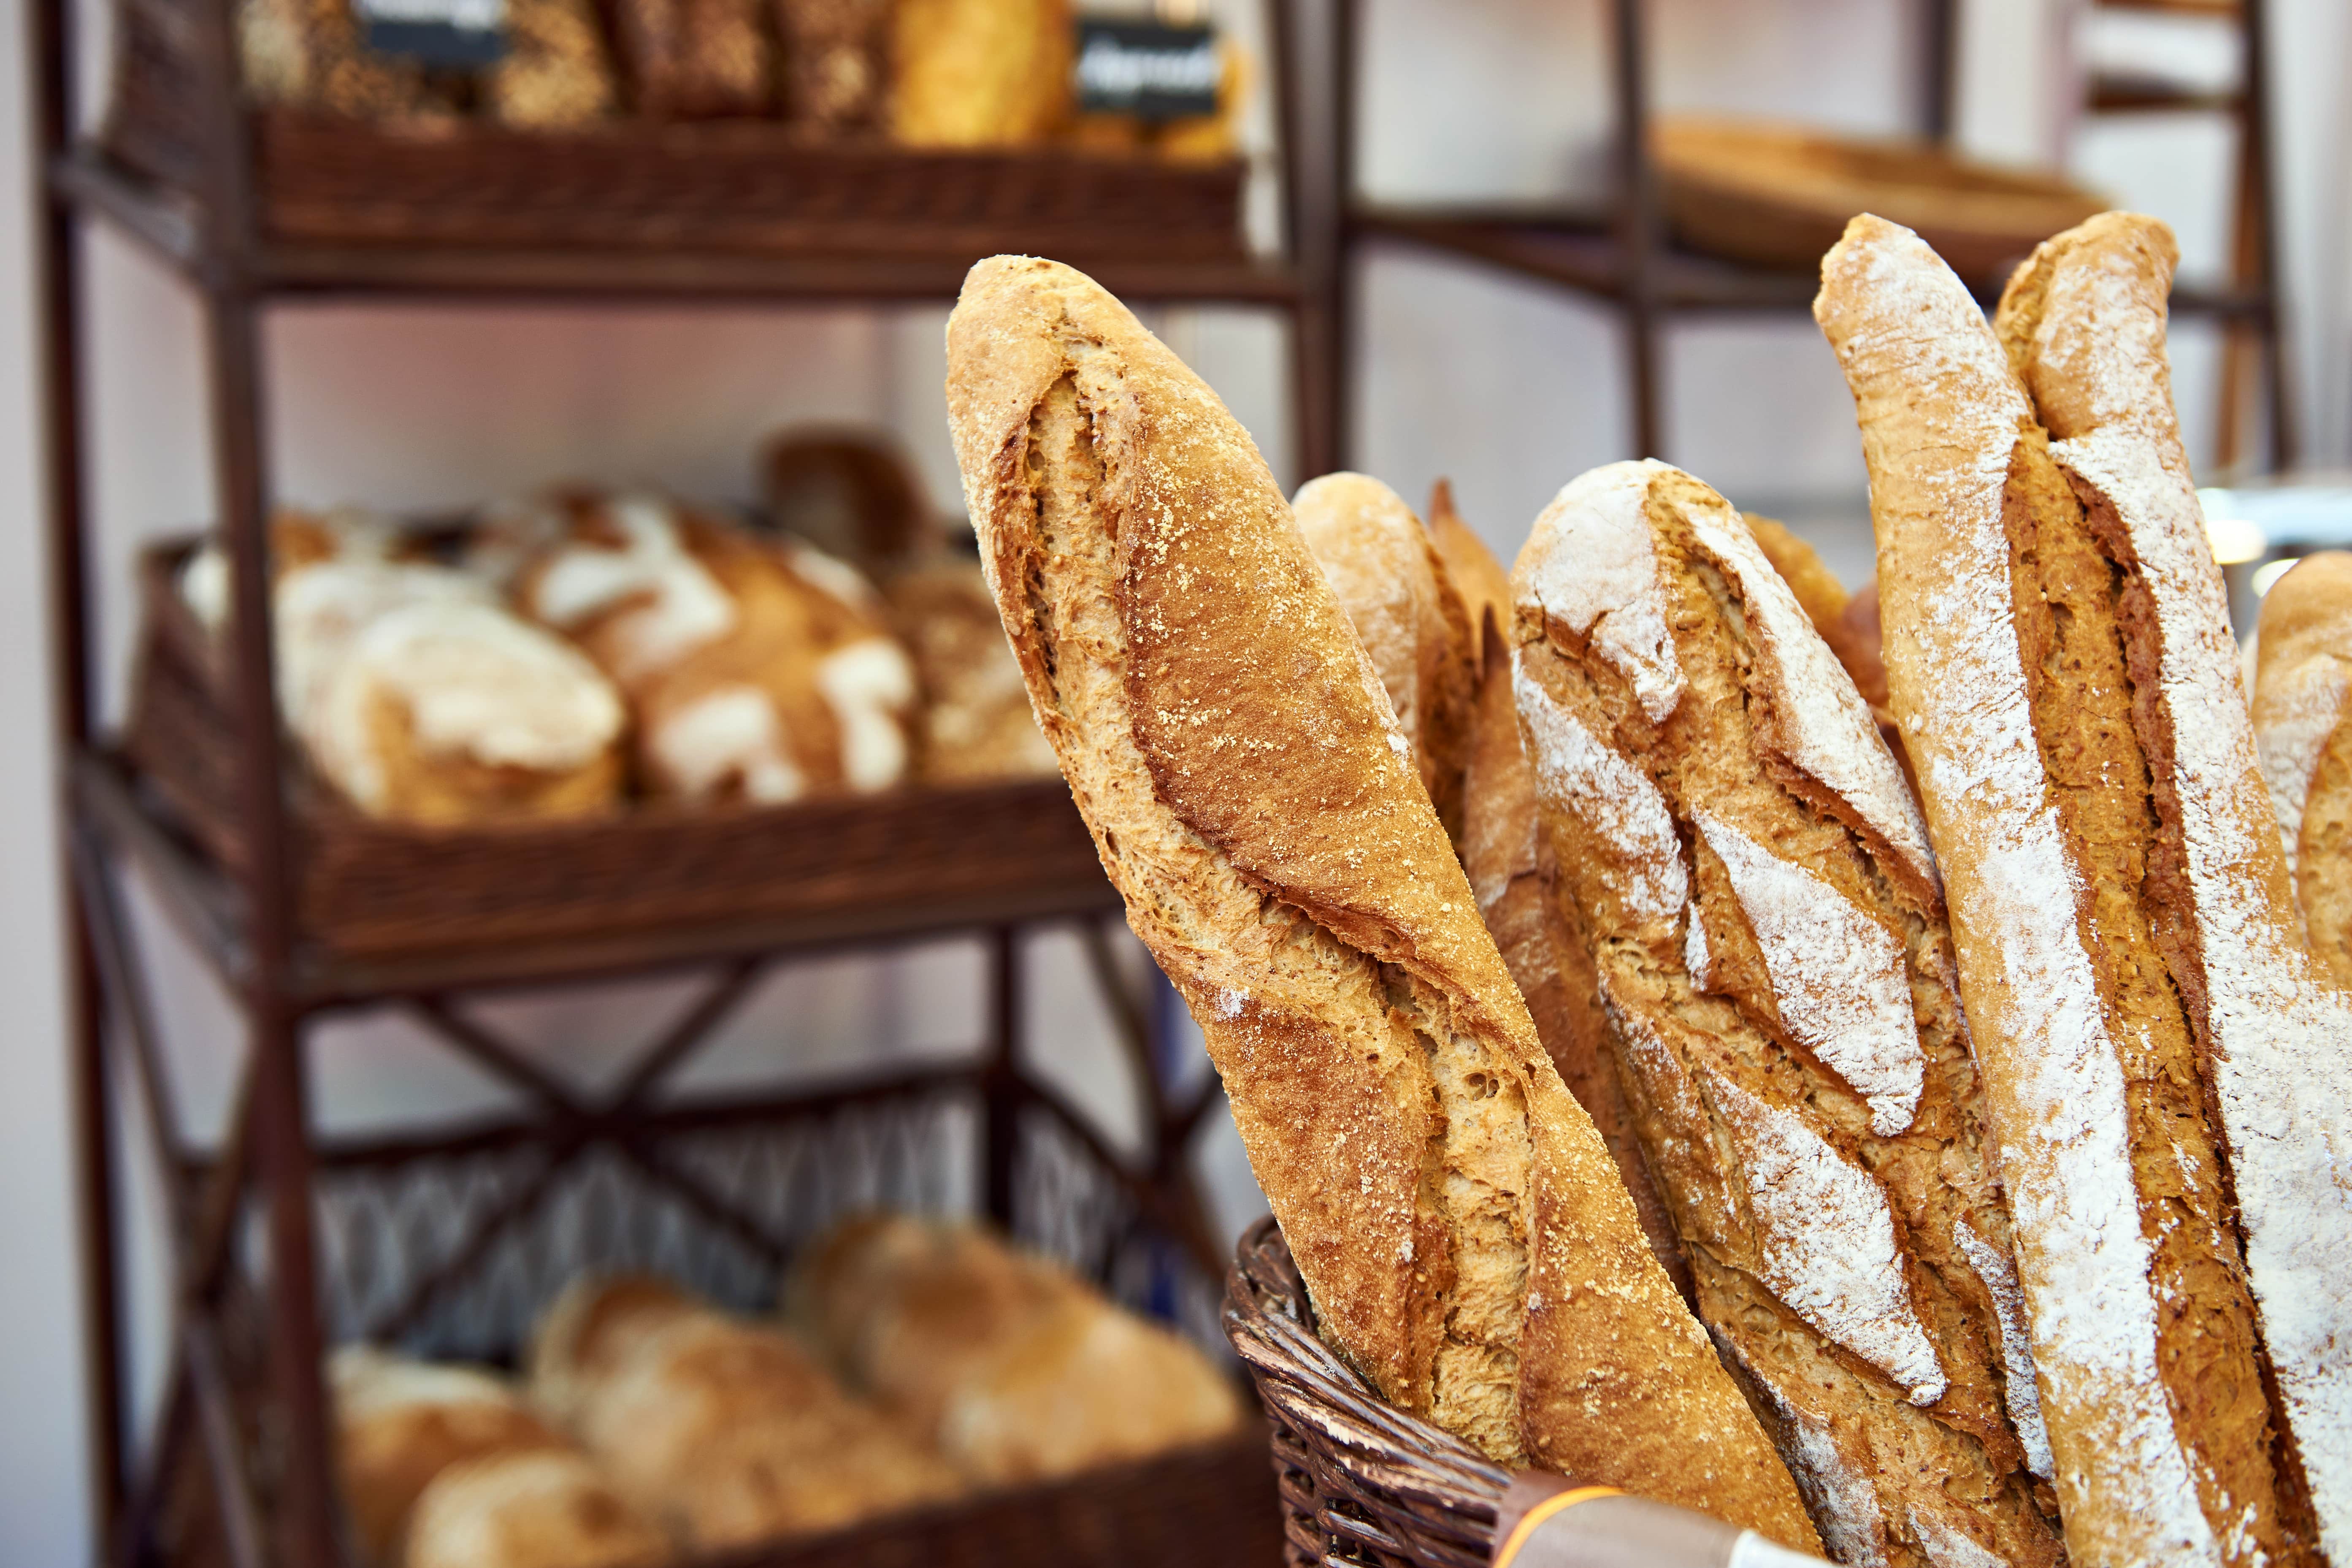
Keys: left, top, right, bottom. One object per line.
{"left": 606, "top": 0, "right": 773, "bottom": 117}
{"left": 890, "top": 0, "right": 1073, "bottom": 147}
{"left": 790, "top": 1215, "right": 1246, "bottom": 1485}
{"left": 491, "top": 0, "right": 620, "bottom": 128}
{"left": 774, "top": 0, "right": 893, "bottom": 133}
{"left": 506, "top": 490, "right": 917, "bottom": 807}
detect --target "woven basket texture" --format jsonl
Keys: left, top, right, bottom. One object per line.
{"left": 1226, "top": 1218, "right": 1511, "bottom": 1568}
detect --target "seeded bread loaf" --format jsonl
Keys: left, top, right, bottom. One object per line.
{"left": 1294, "top": 472, "right": 1478, "bottom": 840}
{"left": 1510, "top": 458, "right": 2061, "bottom": 1567}
{"left": 943, "top": 255, "right": 1814, "bottom": 1545}
{"left": 1442, "top": 496, "right": 1692, "bottom": 1302}
{"left": 2252, "top": 551, "right": 2352, "bottom": 982}
{"left": 1819, "top": 210, "right": 2340, "bottom": 1568}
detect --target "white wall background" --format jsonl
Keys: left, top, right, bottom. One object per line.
{"left": 3, "top": 0, "right": 2347, "bottom": 1560}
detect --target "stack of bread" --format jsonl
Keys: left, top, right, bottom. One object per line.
{"left": 233, "top": 0, "right": 1245, "bottom": 157}
{"left": 329, "top": 1218, "right": 1243, "bottom": 1566}
{"left": 943, "top": 226, "right": 2352, "bottom": 1568}
{"left": 176, "top": 484, "right": 1004, "bottom": 824}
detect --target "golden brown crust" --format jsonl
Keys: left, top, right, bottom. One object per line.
{"left": 1820, "top": 210, "right": 2307, "bottom": 1568}
{"left": 1512, "top": 459, "right": 2059, "bottom": 1566}
{"left": 404, "top": 1449, "right": 670, "bottom": 1568}
{"left": 945, "top": 255, "right": 1813, "bottom": 1544}
{"left": 1428, "top": 478, "right": 1512, "bottom": 679}
{"left": 1294, "top": 473, "right": 1477, "bottom": 840}
{"left": 2254, "top": 551, "right": 2352, "bottom": 966}
{"left": 1452, "top": 516, "right": 1692, "bottom": 1303}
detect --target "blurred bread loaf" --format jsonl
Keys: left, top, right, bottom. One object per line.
{"left": 1294, "top": 472, "right": 1476, "bottom": 839}
{"left": 792, "top": 1216, "right": 1243, "bottom": 1484}
{"left": 883, "top": 561, "right": 1058, "bottom": 781}
{"left": 943, "top": 254, "right": 1814, "bottom": 1545}
{"left": 606, "top": 0, "right": 771, "bottom": 116}
{"left": 491, "top": 0, "right": 619, "bottom": 127}
{"left": 566, "top": 1305, "right": 962, "bottom": 1549}
{"left": 330, "top": 1347, "right": 571, "bottom": 1566}
{"left": 890, "top": 0, "right": 1072, "bottom": 146}
{"left": 774, "top": 0, "right": 891, "bottom": 131}
{"left": 404, "top": 1450, "right": 669, "bottom": 1568}
{"left": 2252, "top": 552, "right": 2352, "bottom": 983}
{"left": 509, "top": 493, "right": 916, "bottom": 805}
{"left": 1820, "top": 209, "right": 2351, "bottom": 1566}
{"left": 1511, "top": 458, "right": 2059, "bottom": 1565}
{"left": 526, "top": 1276, "right": 703, "bottom": 1430}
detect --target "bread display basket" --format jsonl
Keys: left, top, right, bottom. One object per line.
{"left": 1226, "top": 1217, "right": 1510, "bottom": 1568}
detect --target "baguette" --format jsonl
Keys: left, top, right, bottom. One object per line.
{"left": 1444, "top": 496, "right": 1692, "bottom": 1302}
{"left": 1818, "top": 210, "right": 2342, "bottom": 1567}
{"left": 1995, "top": 211, "right": 2352, "bottom": 1560}
{"left": 1294, "top": 472, "right": 1478, "bottom": 842}
{"left": 943, "top": 255, "right": 1814, "bottom": 1545}
{"left": 2252, "top": 551, "right": 2352, "bottom": 979}
{"left": 1511, "top": 458, "right": 2061, "bottom": 1567}
{"left": 1426, "top": 479, "right": 1508, "bottom": 662}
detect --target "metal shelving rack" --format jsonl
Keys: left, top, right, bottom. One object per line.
{"left": 27, "top": 5, "right": 1334, "bottom": 1565}
{"left": 1321, "top": 0, "right": 2290, "bottom": 470}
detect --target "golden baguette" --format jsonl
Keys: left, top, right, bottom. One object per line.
{"left": 943, "top": 254, "right": 1815, "bottom": 1544}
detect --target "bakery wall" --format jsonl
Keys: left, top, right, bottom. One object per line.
{"left": 2, "top": 0, "right": 2347, "bottom": 1557}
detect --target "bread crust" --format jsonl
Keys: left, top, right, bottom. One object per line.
{"left": 1294, "top": 472, "right": 1477, "bottom": 838}
{"left": 945, "top": 255, "right": 1813, "bottom": 1544}
{"left": 2253, "top": 551, "right": 2352, "bottom": 963}
{"left": 1997, "top": 211, "right": 2352, "bottom": 1563}
{"left": 1818, "top": 211, "right": 2317, "bottom": 1568}
{"left": 1511, "top": 458, "right": 2059, "bottom": 1567}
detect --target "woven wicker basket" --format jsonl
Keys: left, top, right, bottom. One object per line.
{"left": 1226, "top": 1218, "right": 1511, "bottom": 1568}
{"left": 122, "top": 539, "right": 1113, "bottom": 961}
{"left": 103, "top": 0, "right": 1244, "bottom": 261}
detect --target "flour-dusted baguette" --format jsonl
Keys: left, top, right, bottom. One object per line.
{"left": 1511, "top": 458, "right": 2060, "bottom": 1567}
{"left": 1444, "top": 496, "right": 1692, "bottom": 1303}
{"left": 1818, "top": 211, "right": 2329, "bottom": 1568}
{"left": 944, "top": 255, "right": 1814, "bottom": 1545}
{"left": 1992, "top": 210, "right": 2352, "bottom": 1563}
{"left": 2253, "top": 551, "right": 2352, "bottom": 979}
{"left": 1294, "top": 472, "right": 1477, "bottom": 839}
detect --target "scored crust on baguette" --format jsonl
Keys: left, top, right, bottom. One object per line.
{"left": 944, "top": 255, "right": 1814, "bottom": 1545}
{"left": 1817, "top": 211, "right": 2313, "bottom": 1568}
{"left": 1511, "top": 459, "right": 2061, "bottom": 1567}
{"left": 2253, "top": 552, "right": 2352, "bottom": 967}
{"left": 1447, "top": 503, "right": 1693, "bottom": 1303}
{"left": 1294, "top": 472, "right": 1478, "bottom": 838}
{"left": 1997, "top": 211, "right": 2352, "bottom": 1563}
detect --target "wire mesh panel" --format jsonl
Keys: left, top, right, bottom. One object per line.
{"left": 309, "top": 1078, "right": 1223, "bottom": 1365}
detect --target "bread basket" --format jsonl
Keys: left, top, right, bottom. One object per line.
{"left": 1226, "top": 1217, "right": 1510, "bottom": 1568}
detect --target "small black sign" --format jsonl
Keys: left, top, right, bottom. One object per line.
{"left": 355, "top": 0, "right": 506, "bottom": 65}
{"left": 1073, "top": 19, "right": 1221, "bottom": 122}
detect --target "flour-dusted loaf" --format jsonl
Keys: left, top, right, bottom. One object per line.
{"left": 1992, "top": 211, "right": 2352, "bottom": 1563}
{"left": 790, "top": 1215, "right": 1244, "bottom": 1484}
{"left": 2253, "top": 551, "right": 2352, "bottom": 981}
{"left": 1442, "top": 496, "right": 1691, "bottom": 1302}
{"left": 1819, "top": 210, "right": 2342, "bottom": 1568}
{"left": 943, "top": 255, "right": 1814, "bottom": 1545}
{"left": 1511, "top": 459, "right": 2060, "bottom": 1567}
{"left": 507, "top": 493, "right": 916, "bottom": 805}
{"left": 1294, "top": 472, "right": 1478, "bottom": 839}
{"left": 525, "top": 1276, "right": 704, "bottom": 1430}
